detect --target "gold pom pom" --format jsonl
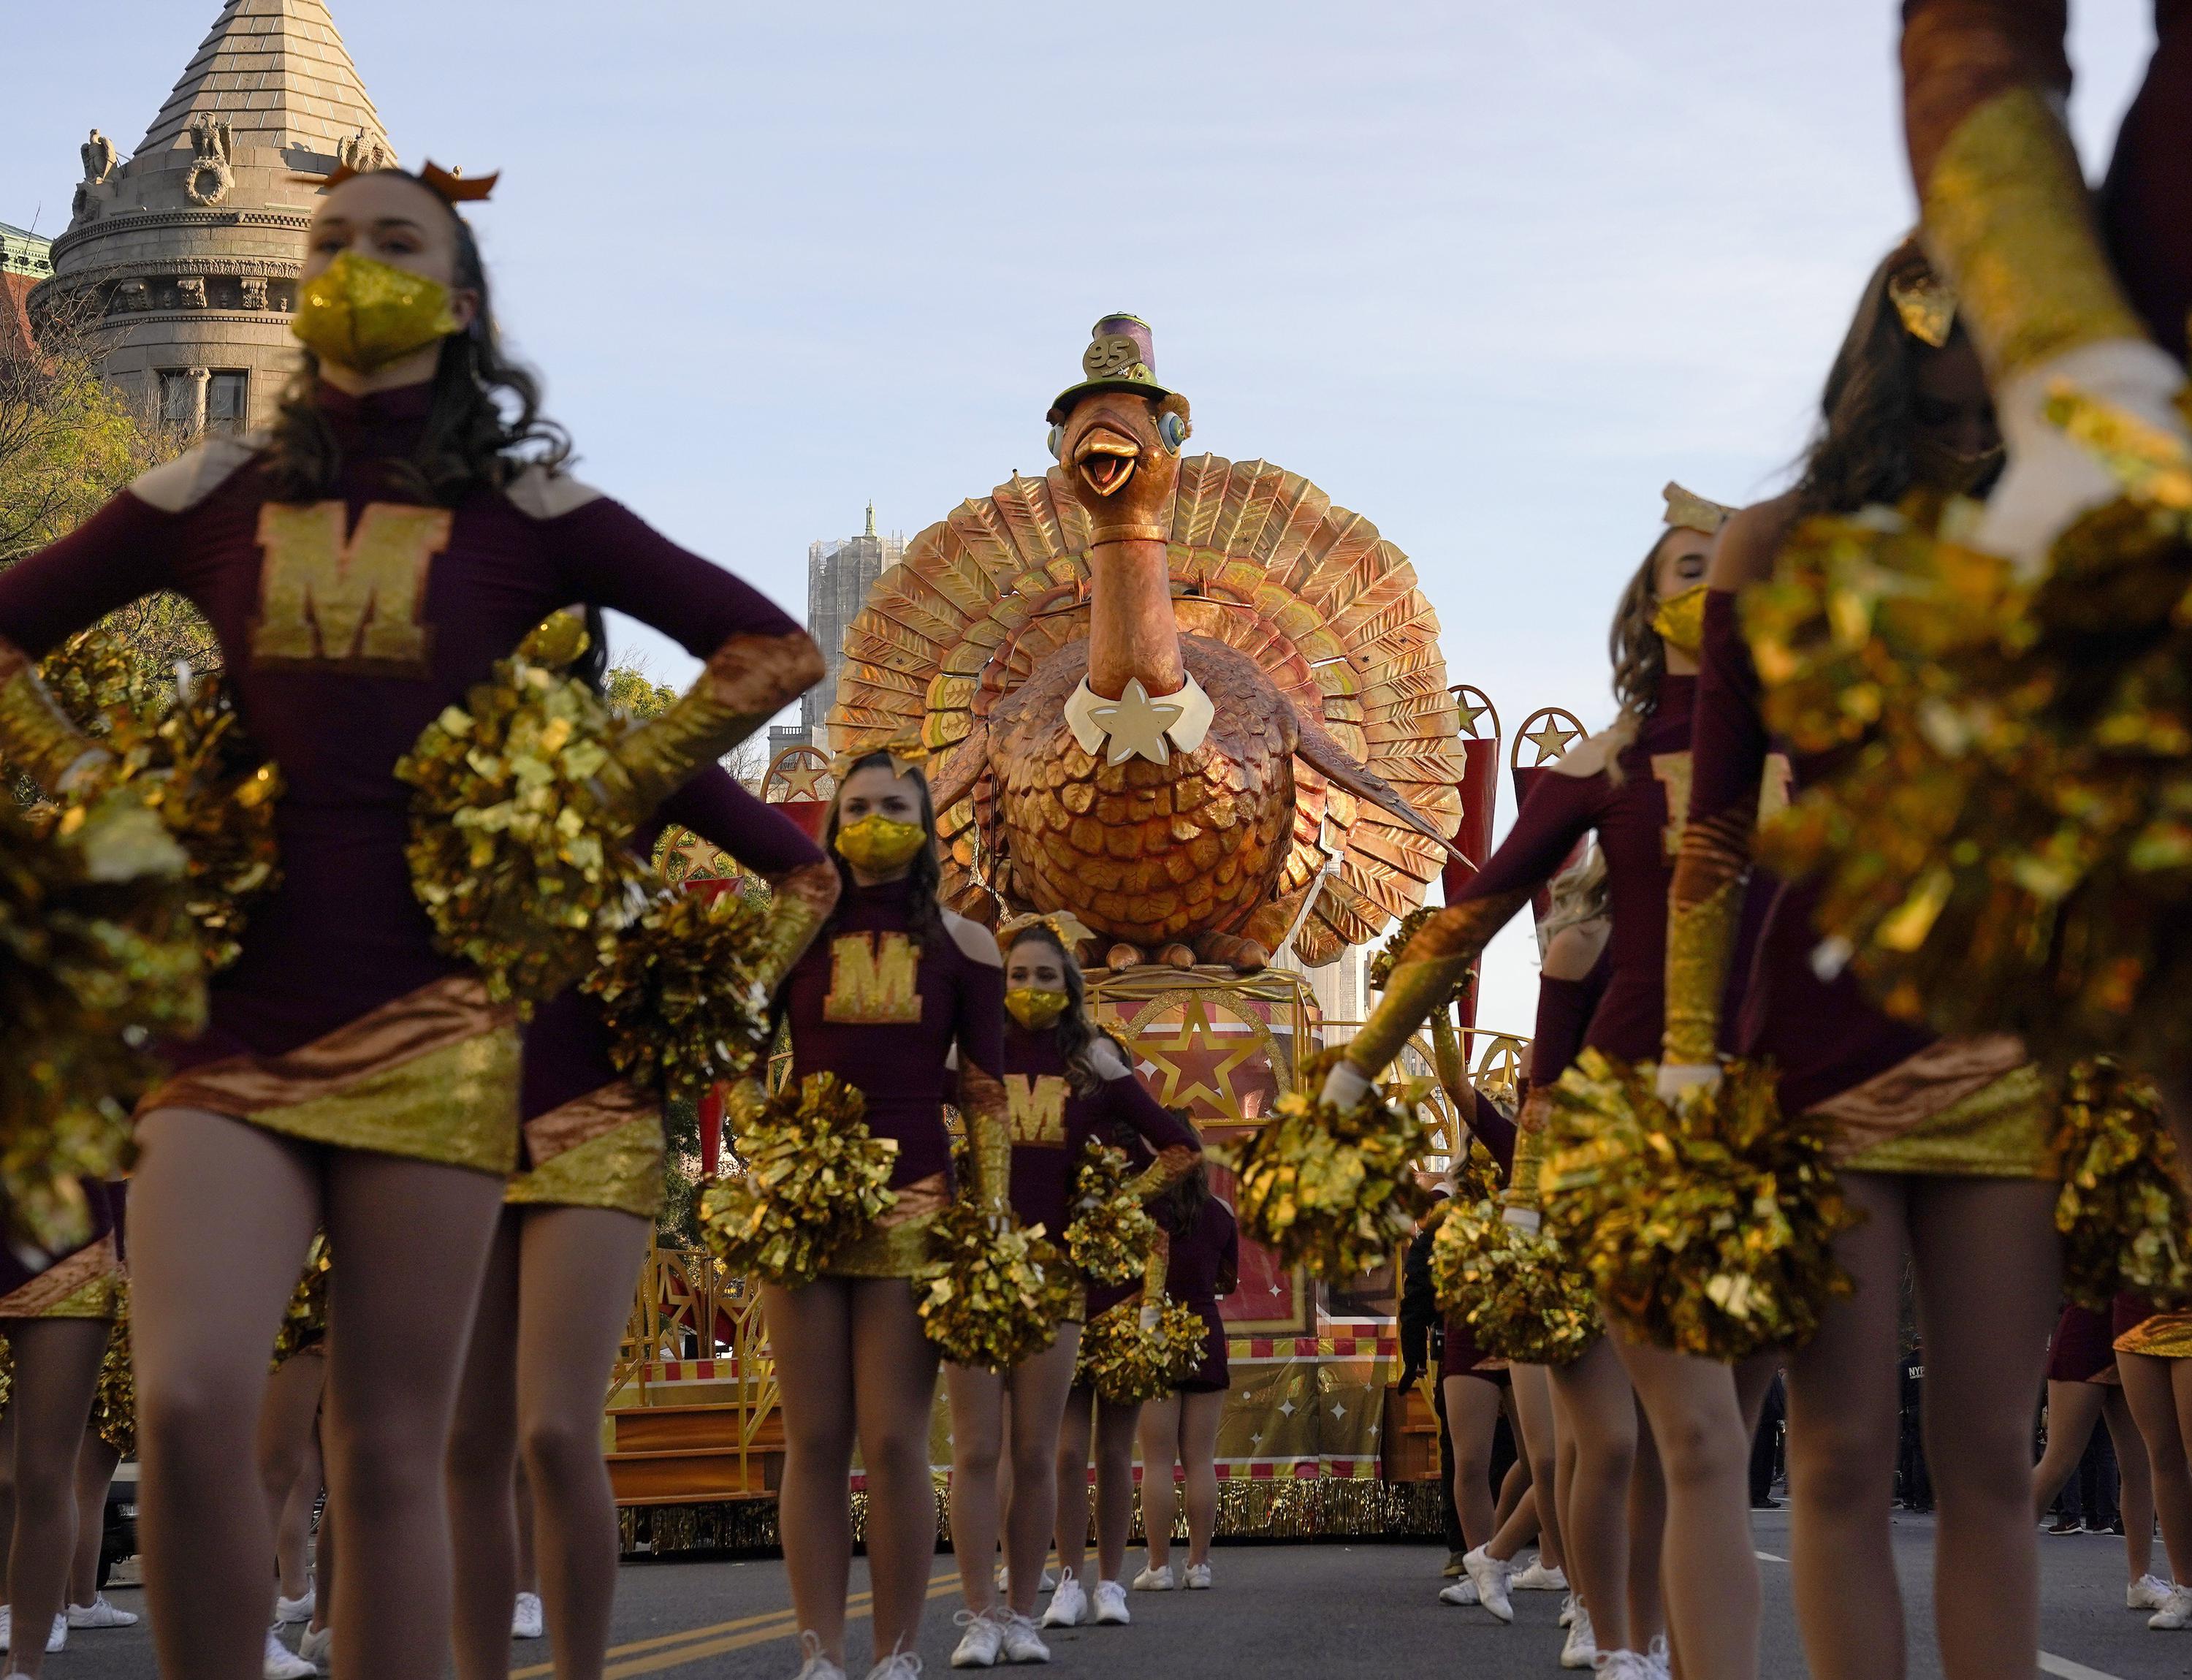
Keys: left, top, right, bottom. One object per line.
{"left": 0, "top": 791, "right": 202, "bottom": 1250}
{"left": 1366, "top": 907, "right": 1466, "bottom": 1004}
{"left": 2053, "top": 1058, "right": 2192, "bottom": 1310}
{"left": 92, "top": 1289, "right": 135, "bottom": 1458}
{"left": 1428, "top": 1196, "right": 1598, "bottom": 1367}
{"left": 1232, "top": 1050, "right": 1435, "bottom": 1280}
{"left": 583, "top": 887, "right": 774, "bottom": 1103}
{"left": 915, "top": 1200, "right": 1077, "bottom": 1371}
{"left": 1062, "top": 1141, "right": 1160, "bottom": 1288}
{"left": 1073, "top": 1293, "right": 1208, "bottom": 1403}
{"left": 1543, "top": 1052, "right": 1858, "bottom": 1360}
{"left": 271, "top": 1234, "right": 332, "bottom": 1369}
{"left": 699, "top": 1075, "right": 899, "bottom": 1288}
{"left": 394, "top": 639, "right": 648, "bottom": 1011}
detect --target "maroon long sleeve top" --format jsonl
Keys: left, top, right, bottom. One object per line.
{"left": 0, "top": 384, "right": 801, "bottom": 1070}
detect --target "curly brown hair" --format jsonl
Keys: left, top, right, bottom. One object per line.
{"left": 259, "top": 170, "right": 571, "bottom": 506}
{"left": 1607, "top": 532, "right": 1674, "bottom": 719}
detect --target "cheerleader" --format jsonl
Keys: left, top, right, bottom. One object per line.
{"left": 1132, "top": 1130, "right": 1236, "bottom": 1594}
{"left": 66, "top": 1301, "right": 136, "bottom": 1638}
{"left": 1656, "top": 241, "right": 2066, "bottom": 1680}
{"left": 2115, "top": 1300, "right": 2192, "bottom": 1629}
{"left": 0, "top": 161, "right": 821, "bottom": 1679}
{"left": 446, "top": 745, "right": 835, "bottom": 1680}
{"left": 945, "top": 919, "right": 1195, "bottom": 1664}
{"left": 767, "top": 751, "right": 1008, "bottom": 1680}
{"left": 2031, "top": 1304, "right": 2161, "bottom": 1610}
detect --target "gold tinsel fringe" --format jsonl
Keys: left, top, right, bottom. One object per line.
{"left": 1062, "top": 1141, "right": 1159, "bottom": 1289}
{"left": 1073, "top": 1293, "right": 1207, "bottom": 1403}
{"left": 583, "top": 887, "right": 774, "bottom": 1102}
{"left": 394, "top": 627, "right": 647, "bottom": 1011}
{"left": 915, "top": 1201, "right": 1076, "bottom": 1371}
{"left": 91, "top": 1287, "right": 134, "bottom": 1459}
{"left": 1232, "top": 1050, "right": 1435, "bottom": 1281}
{"left": 1543, "top": 1052, "right": 1857, "bottom": 1360}
{"left": 699, "top": 1075, "right": 898, "bottom": 1288}
{"left": 2053, "top": 1058, "right": 2192, "bottom": 1310}
{"left": 271, "top": 1234, "right": 332, "bottom": 1369}
{"left": 1428, "top": 1195, "right": 1597, "bottom": 1367}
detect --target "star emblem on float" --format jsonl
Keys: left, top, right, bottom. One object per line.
{"left": 1062, "top": 672, "right": 1214, "bottom": 767}
{"left": 1521, "top": 715, "right": 1581, "bottom": 763}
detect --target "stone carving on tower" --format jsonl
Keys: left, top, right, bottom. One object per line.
{"left": 34, "top": 1, "right": 398, "bottom": 434}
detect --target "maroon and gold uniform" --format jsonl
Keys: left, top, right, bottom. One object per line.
{"left": 1160, "top": 1195, "right": 1239, "bottom": 1394}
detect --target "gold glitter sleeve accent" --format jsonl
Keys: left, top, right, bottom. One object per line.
{"left": 0, "top": 636, "right": 113, "bottom": 793}
{"left": 1664, "top": 806, "right": 1751, "bottom": 1068}
{"left": 1922, "top": 85, "right": 2145, "bottom": 381}
{"left": 1504, "top": 1086, "right": 1551, "bottom": 1212}
{"left": 604, "top": 630, "right": 824, "bottom": 819}
{"left": 751, "top": 859, "right": 840, "bottom": 996}
{"left": 959, "top": 1060, "right": 1013, "bottom": 1217}
{"left": 1344, "top": 888, "right": 1532, "bottom": 1080}
{"left": 1125, "top": 1143, "right": 1200, "bottom": 1204}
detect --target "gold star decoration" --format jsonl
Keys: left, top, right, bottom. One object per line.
{"left": 1454, "top": 696, "right": 1490, "bottom": 737}
{"left": 775, "top": 762, "right": 828, "bottom": 799}
{"left": 1521, "top": 716, "right": 1581, "bottom": 765}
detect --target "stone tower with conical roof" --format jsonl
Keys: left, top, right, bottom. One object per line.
{"left": 35, "top": 1, "right": 395, "bottom": 433}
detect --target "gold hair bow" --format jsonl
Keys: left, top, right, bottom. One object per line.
{"left": 294, "top": 159, "right": 501, "bottom": 204}
{"left": 997, "top": 911, "right": 1097, "bottom": 957}
{"left": 1662, "top": 482, "right": 1736, "bottom": 535}
{"left": 828, "top": 737, "right": 933, "bottom": 783}
{"left": 1887, "top": 260, "right": 1957, "bottom": 349}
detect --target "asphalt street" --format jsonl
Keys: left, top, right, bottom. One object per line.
{"left": 43, "top": 1510, "right": 2183, "bottom": 1678}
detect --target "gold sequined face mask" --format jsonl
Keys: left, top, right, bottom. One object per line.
{"left": 1005, "top": 987, "right": 1071, "bottom": 1030}
{"left": 833, "top": 813, "right": 929, "bottom": 874}
{"left": 291, "top": 251, "right": 463, "bottom": 373}
{"left": 1651, "top": 584, "right": 1708, "bottom": 655}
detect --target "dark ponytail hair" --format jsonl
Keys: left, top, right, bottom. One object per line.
{"left": 1153, "top": 1109, "right": 1210, "bottom": 1231}
{"left": 822, "top": 751, "right": 945, "bottom": 944}
{"left": 260, "top": 168, "right": 571, "bottom": 506}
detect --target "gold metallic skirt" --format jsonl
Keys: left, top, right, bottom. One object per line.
{"left": 142, "top": 975, "right": 521, "bottom": 1176}
{"left": 1812, "top": 1035, "right": 2055, "bottom": 1179}
{"left": 821, "top": 1174, "right": 950, "bottom": 1280}
{"left": 2117, "top": 1311, "right": 2192, "bottom": 1359}
{"left": 505, "top": 1084, "right": 663, "bottom": 1219}
{"left": 0, "top": 1234, "right": 121, "bottom": 1321}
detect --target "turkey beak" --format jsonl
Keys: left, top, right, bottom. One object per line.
{"left": 1073, "top": 425, "right": 1140, "bottom": 498}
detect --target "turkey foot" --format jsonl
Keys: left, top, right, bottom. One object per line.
{"left": 1194, "top": 931, "right": 1270, "bottom": 972}
{"left": 1155, "top": 943, "right": 1198, "bottom": 970}
{"left": 1105, "top": 942, "right": 1146, "bottom": 972}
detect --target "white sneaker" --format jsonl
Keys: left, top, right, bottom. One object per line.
{"left": 1463, "top": 1546, "right": 1514, "bottom": 1623}
{"left": 264, "top": 1627, "right": 316, "bottom": 1680}
{"left": 0, "top": 1603, "right": 9, "bottom": 1652}
{"left": 951, "top": 1610, "right": 1005, "bottom": 1669}
{"left": 1561, "top": 1602, "right": 1597, "bottom": 1668}
{"left": 1559, "top": 1592, "right": 1578, "bottom": 1628}
{"left": 1040, "top": 1578, "right": 1086, "bottom": 1628}
{"left": 1130, "top": 1564, "right": 1173, "bottom": 1591}
{"left": 866, "top": 1648, "right": 924, "bottom": 1680}
{"left": 1183, "top": 1563, "right": 1211, "bottom": 1590}
{"left": 274, "top": 1587, "right": 314, "bottom": 1625}
{"left": 998, "top": 1613, "right": 1049, "bottom": 1664}
{"left": 793, "top": 1631, "right": 846, "bottom": 1680}
{"left": 42, "top": 1616, "right": 64, "bottom": 1654}
{"left": 1437, "top": 1578, "right": 1479, "bottom": 1606}
{"left": 1594, "top": 1655, "right": 1656, "bottom": 1679}
{"left": 1645, "top": 1633, "right": 1672, "bottom": 1678}
{"left": 2153, "top": 1584, "right": 2192, "bottom": 1630}
{"left": 1091, "top": 1581, "right": 1131, "bottom": 1626}
{"left": 511, "top": 1590, "right": 544, "bottom": 1639}
{"left": 66, "top": 1595, "right": 138, "bottom": 1628}
{"left": 1513, "top": 1559, "right": 1568, "bottom": 1592}
{"left": 992, "top": 1564, "right": 1056, "bottom": 1594}
{"left": 297, "top": 1626, "right": 334, "bottom": 1671}
{"left": 2131, "top": 1573, "right": 2175, "bottom": 1611}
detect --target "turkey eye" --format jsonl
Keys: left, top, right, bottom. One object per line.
{"left": 1046, "top": 425, "right": 1064, "bottom": 460}
{"left": 1157, "top": 411, "right": 1187, "bottom": 454}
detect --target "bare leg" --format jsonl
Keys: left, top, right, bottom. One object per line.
{"left": 1616, "top": 1337, "right": 1757, "bottom": 1679}
{"left": 1510, "top": 1365, "right": 1566, "bottom": 1573}
{"left": 1492, "top": 1455, "right": 1529, "bottom": 1529}
{"left": 126, "top": 1109, "right": 320, "bottom": 1680}
{"left": 1786, "top": 1171, "right": 1907, "bottom": 1680}
{"left": 1091, "top": 1399, "right": 1141, "bottom": 1583}
{"left": 1001, "top": 1330, "right": 1080, "bottom": 1616}
{"left": 2104, "top": 1386, "right": 2156, "bottom": 1582}
{"left": 515, "top": 1465, "right": 538, "bottom": 1595}
{"left": 1052, "top": 1391, "right": 1094, "bottom": 1586}
{"left": 319, "top": 1149, "right": 508, "bottom": 1680}
{"left": 257, "top": 1349, "right": 327, "bottom": 1604}
{"left": 1484, "top": 1481, "right": 1541, "bottom": 1565}
{"left": 1548, "top": 1337, "right": 1639, "bottom": 1652}
{"left": 2031, "top": 1381, "right": 2106, "bottom": 1519}
{"left": 0, "top": 1406, "right": 14, "bottom": 1592}
{"left": 1178, "top": 1390, "right": 1224, "bottom": 1568}
{"left": 1626, "top": 1413, "right": 1666, "bottom": 1652}
{"left": 1, "top": 1320, "right": 107, "bottom": 1675}
{"left": 2121, "top": 1353, "right": 2192, "bottom": 1581}
{"left": 1442, "top": 1375, "right": 1504, "bottom": 1549}
{"left": 1136, "top": 1394, "right": 1182, "bottom": 1573}
{"left": 946, "top": 1364, "right": 1006, "bottom": 1618}
{"left": 66, "top": 1433, "right": 120, "bottom": 1610}
{"left": 1909, "top": 1177, "right": 2059, "bottom": 1679}
{"left": 849, "top": 1279, "right": 943, "bottom": 1665}
{"left": 443, "top": 1211, "right": 522, "bottom": 1680}
{"left": 762, "top": 1280, "right": 856, "bottom": 1662}
{"left": 308, "top": 1503, "right": 333, "bottom": 1637}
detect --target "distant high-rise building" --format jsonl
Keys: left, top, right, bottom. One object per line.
{"left": 1, "top": 223, "right": 54, "bottom": 357}
{"left": 795, "top": 503, "right": 902, "bottom": 753}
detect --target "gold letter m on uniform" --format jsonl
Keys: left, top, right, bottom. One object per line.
{"left": 251, "top": 501, "right": 452, "bottom": 672}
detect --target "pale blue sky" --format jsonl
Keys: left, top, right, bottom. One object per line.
{"left": 1, "top": 2, "right": 2158, "bottom": 1032}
